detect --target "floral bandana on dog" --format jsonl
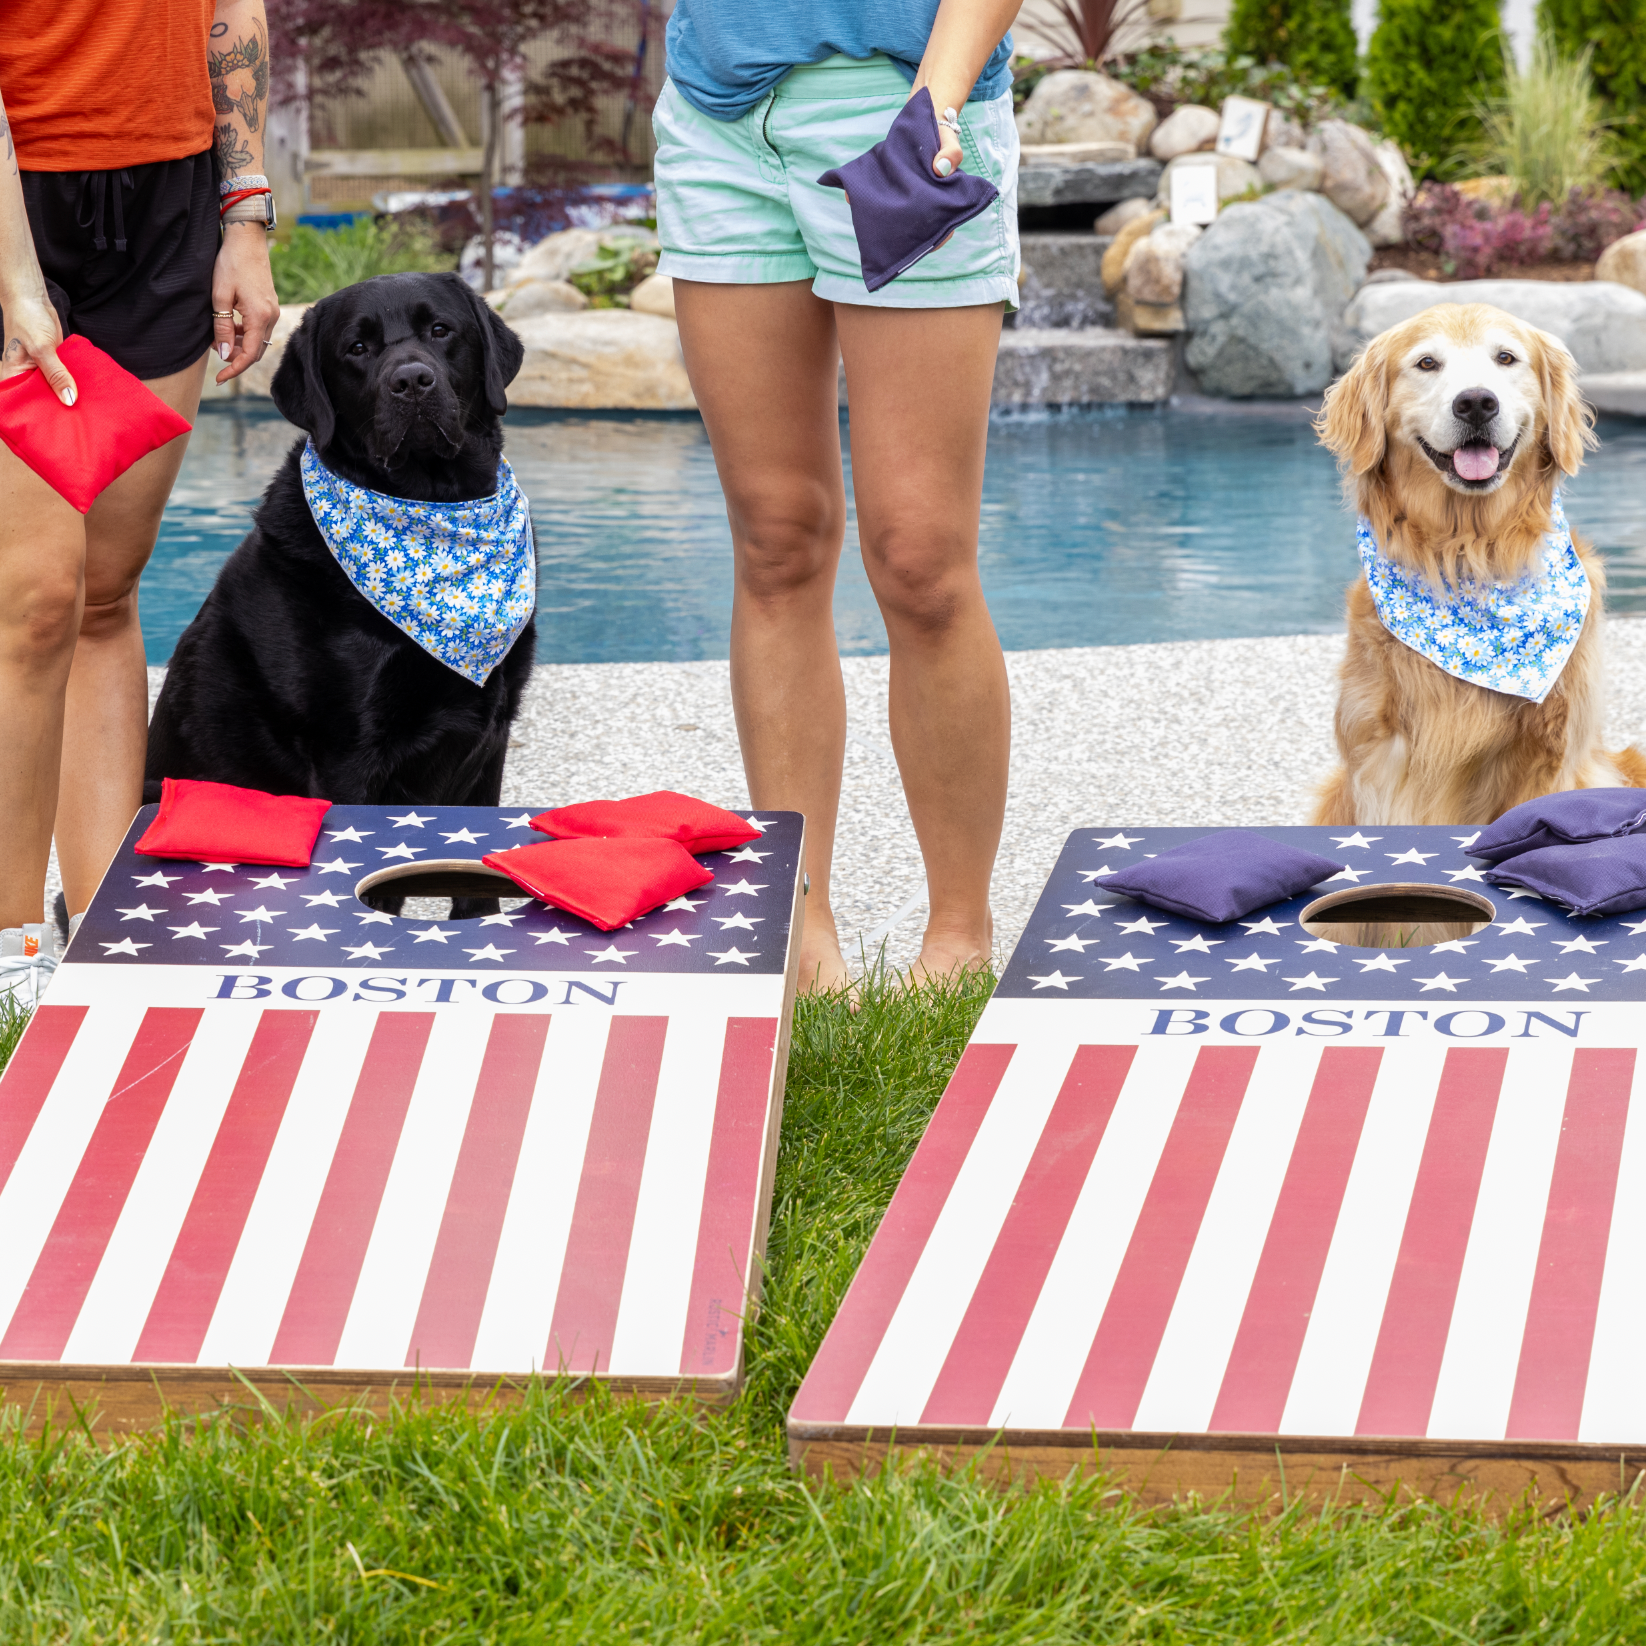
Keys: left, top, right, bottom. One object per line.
{"left": 300, "top": 442, "right": 535, "bottom": 687}
{"left": 1356, "top": 491, "right": 1588, "bottom": 704}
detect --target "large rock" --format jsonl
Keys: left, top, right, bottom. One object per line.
{"left": 1126, "top": 222, "right": 1201, "bottom": 305}
{"left": 1102, "top": 206, "right": 1165, "bottom": 293}
{"left": 1155, "top": 151, "right": 1263, "bottom": 207}
{"left": 1020, "top": 140, "right": 1133, "bottom": 166}
{"left": 628, "top": 273, "right": 676, "bottom": 319}
{"left": 1263, "top": 110, "right": 1306, "bottom": 153}
{"left": 1362, "top": 139, "right": 1416, "bottom": 249}
{"left": 993, "top": 327, "right": 1173, "bottom": 404}
{"left": 1336, "top": 279, "right": 1646, "bottom": 377}
{"left": 1015, "top": 69, "right": 1157, "bottom": 153}
{"left": 1149, "top": 104, "right": 1219, "bottom": 161}
{"left": 1307, "top": 119, "right": 1390, "bottom": 227}
{"left": 1094, "top": 196, "right": 1155, "bottom": 235}
{"left": 1581, "top": 371, "right": 1646, "bottom": 416}
{"left": 1257, "top": 145, "right": 1323, "bottom": 192}
{"left": 499, "top": 278, "right": 588, "bottom": 320}
{"left": 508, "top": 227, "right": 606, "bottom": 286}
{"left": 1596, "top": 230, "right": 1646, "bottom": 297}
{"left": 1116, "top": 292, "right": 1186, "bottom": 334}
{"left": 508, "top": 311, "right": 696, "bottom": 410}
{"left": 1184, "top": 190, "right": 1372, "bottom": 396}
{"left": 1017, "top": 156, "right": 1161, "bottom": 208}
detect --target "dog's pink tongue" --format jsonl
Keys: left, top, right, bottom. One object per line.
{"left": 1453, "top": 444, "right": 1499, "bottom": 482}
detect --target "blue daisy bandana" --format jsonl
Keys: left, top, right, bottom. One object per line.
{"left": 300, "top": 442, "right": 535, "bottom": 687}
{"left": 1356, "top": 491, "right": 1589, "bottom": 705}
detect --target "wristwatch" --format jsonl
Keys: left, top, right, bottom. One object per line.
{"left": 219, "top": 173, "right": 278, "bottom": 229}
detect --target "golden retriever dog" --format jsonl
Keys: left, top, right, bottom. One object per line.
{"left": 1313, "top": 302, "right": 1646, "bottom": 828}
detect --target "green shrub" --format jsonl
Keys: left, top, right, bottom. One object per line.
{"left": 1540, "top": 0, "right": 1646, "bottom": 190}
{"left": 1367, "top": 0, "right": 1508, "bottom": 176}
{"left": 268, "top": 217, "right": 455, "bottom": 306}
{"left": 1478, "top": 34, "right": 1621, "bottom": 203}
{"left": 1223, "top": 0, "right": 1359, "bottom": 99}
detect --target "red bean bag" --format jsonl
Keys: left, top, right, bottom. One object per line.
{"left": 134, "top": 778, "right": 331, "bottom": 867}
{"left": 530, "top": 790, "right": 759, "bottom": 854}
{"left": 0, "top": 335, "right": 192, "bottom": 513}
{"left": 484, "top": 837, "right": 713, "bottom": 931}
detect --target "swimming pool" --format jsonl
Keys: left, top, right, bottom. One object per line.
{"left": 144, "top": 402, "right": 1646, "bottom": 664}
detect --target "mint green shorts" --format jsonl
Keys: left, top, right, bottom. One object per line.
{"left": 653, "top": 54, "right": 1020, "bottom": 309}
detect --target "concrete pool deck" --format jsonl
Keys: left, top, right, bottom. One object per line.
{"left": 138, "top": 619, "right": 1646, "bottom": 972}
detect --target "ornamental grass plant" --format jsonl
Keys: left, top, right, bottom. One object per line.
{"left": 1476, "top": 35, "right": 1621, "bottom": 206}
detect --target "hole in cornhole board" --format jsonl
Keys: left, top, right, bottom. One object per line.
{"left": 355, "top": 858, "right": 530, "bottom": 920}
{"left": 1300, "top": 881, "right": 1495, "bottom": 949}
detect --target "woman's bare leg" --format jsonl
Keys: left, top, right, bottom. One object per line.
{"left": 672, "top": 280, "right": 851, "bottom": 991}
{"left": 0, "top": 448, "right": 87, "bottom": 930}
{"left": 835, "top": 301, "right": 1008, "bottom": 980}
{"left": 56, "top": 354, "right": 207, "bottom": 913}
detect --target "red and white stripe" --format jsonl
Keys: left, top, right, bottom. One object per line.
{"left": 0, "top": 998, "right": 783, "bottom": 1379}
{"left": 794, "top": 1016, "right": 1646, "bottom": 1445}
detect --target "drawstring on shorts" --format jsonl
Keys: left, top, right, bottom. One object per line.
{"left": 76, "top": 167, "right": 134, "bottom": 253}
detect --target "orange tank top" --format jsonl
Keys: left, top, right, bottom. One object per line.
{"left": 1, "top": 0, "right": 217, "bottom": 171}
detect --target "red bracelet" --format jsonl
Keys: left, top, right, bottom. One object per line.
{"left": 219, "top": 187, "right": 272, "bottom": 218}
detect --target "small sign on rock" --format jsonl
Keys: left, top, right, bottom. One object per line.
{"left": 1216, "top": 95, "right": 1270, "bottom": 162}
{"left": 1169, "top": 161, "right": 1220, "bottom": 228}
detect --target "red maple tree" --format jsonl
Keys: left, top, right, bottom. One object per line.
{"left": 269, "top": 0, "right": 641, "bottom": 287}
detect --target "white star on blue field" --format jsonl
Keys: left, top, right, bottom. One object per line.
{"left": 1004, "top": 827, "right": 1646, "bottom": 1003}
{"left": 75, "top": 807, "right": 799, "bottom": 976}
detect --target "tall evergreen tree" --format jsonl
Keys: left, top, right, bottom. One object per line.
{"left": 1223, "top": 0, "right": 1359, "bottom": 99}
{"left": 1539, "top": 0, "right": 1646, "bottom": 189}
{"left": 1366, "top": 0, "right": 1507, "bottom": 175}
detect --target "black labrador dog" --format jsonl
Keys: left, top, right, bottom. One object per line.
{"left": 146, "top": 271, "right": 535, "bottom": 814}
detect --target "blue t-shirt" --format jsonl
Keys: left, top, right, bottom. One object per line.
{"left": 664, "top": 1, "right": 1015, "bottom": 122}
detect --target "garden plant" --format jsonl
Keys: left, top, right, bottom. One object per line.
{"left": 1222, "top": 0, "right": 1358, "bottom": 101}
{"left": 1366, "top": 0, "right": 1507, "bottom": 176}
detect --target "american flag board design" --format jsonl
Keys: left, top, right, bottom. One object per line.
{"left": 790, "top": 825, "right": 1646, "bottom": 1483}
{"left": 0, "top": 805, "right": 803, "bottom": 1400}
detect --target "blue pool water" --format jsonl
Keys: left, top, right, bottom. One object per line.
{"left": 145, "top": 403, "right": 1646, "bottom": 664}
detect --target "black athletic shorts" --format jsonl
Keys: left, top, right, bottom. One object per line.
{"left": 8, "top": 150, "right": 218, "bottom": 381}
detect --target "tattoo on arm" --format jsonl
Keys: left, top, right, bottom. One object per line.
{"left": 0, "top": 113, "right": 13, "bottom": 175}
{"left": 208, "top": 18, "right": 270, "bottom": 136}
{"left": 214, "top": 122, "right": 253, "bottom": 173}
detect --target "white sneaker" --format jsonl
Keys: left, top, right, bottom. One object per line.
{"left": 0, "top": 925, "right": 58, "bottom": 1007}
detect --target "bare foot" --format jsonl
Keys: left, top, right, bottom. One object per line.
{"left": 905, "top": 914, "right": 994, "bottom": 989}
{"left": 795, "top": 934, "right": 852, "bottom": 996}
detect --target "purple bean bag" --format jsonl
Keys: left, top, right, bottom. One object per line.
{"left": 1469, "top": 787, "right": 1646, "bottom": 863}
{"left": 817, "top": 88, "right": 999, "bottom": 292}
{"left": 1102, "top": 830, "right": 1342, "bottom": 924}
{"left": 1484, "top": 834, "right": 1646, "bottom": 916}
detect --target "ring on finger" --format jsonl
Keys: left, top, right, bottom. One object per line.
{"left": 210, "top": 308, "right": 236, "bottom": 318}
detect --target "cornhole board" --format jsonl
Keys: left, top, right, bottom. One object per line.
{"left": 0, "top": 803, "right": 804, "bottom": 1436}
{"left": 791, "top": 825, "right": 1646, "bottom": 1511}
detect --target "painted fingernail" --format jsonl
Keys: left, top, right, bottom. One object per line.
{"left": 219, "top": 342, "right": 232, "bottom": 360}
{"left": 61, "top": 387, "right": 75, "bottom": 406}
{"left": 935, "top": 157, "right": 953, "bottom": 177}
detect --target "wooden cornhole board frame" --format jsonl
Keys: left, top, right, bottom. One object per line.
{"left": 0, "top": 804, "right": 805, "bottom": 1438}
{"left": 790, "top": 825, "right": 1646, "bottom": 1512}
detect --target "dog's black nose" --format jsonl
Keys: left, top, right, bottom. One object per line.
{"left": 388, "top": 360, "right": 437, "bottom": 397}
{"left": 1453, "top": 387, "right": 1499, "bottom": 423}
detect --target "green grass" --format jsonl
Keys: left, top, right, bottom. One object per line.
{"left": 1, "top": 973, "right": 1646, "bottom": 1639}
{"left": 269, "top": 219, "right": 457, "bottom": 307}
